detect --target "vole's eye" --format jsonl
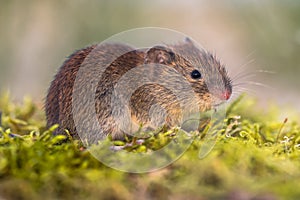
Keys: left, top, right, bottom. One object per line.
{"left": 191, "top": 69, "right": 202, "bottom": 79}
{"left": 169, "top": 51, "right": 175, "bottom": 60}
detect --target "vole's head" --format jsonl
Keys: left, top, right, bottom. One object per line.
{"left": 144, "top": 38, "right": 232, "bottom": 111}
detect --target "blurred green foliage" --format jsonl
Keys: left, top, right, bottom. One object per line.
{"left": 0, "top": 93, "right": 300, "bottom": 199}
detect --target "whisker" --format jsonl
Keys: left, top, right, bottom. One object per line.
{"left": 234, "top": 81, "right": 274, "bottom": 90}
{"left": 233, "top": 86, "right": 257, "bottom": 94}
{"left": 230, "top": 94, "right": 244, "bottom": 101}
{"left": 256, "top": 69, "right": 276, "bottom": 74}
{"left": 233, "top": 88, "right": 256, "bottom": 95}
{"left": 234, "top": 84, "right": 258, "bottom": 92}
{"left": 229, "top": 51, "right": 276, "bottom": 102}
{"left": 231, "top": 59, "right": 255, "bottom": 80}
{"left": 243, "top": 50, "right": 257, "bottom": 60}
{"left": 230, "top": 91, "right": 256, "bottom": 100}
{"left": 238, "top": 58, "right": 256, "bottom": 71}
{"left": 231, "top": 69, "right": 275, "bottom": 82}
{"left": 233, "top": 83, "right": 252, "bottom": 87}
{"left": 231, "top": 73, "right": 258, "bottom": 82}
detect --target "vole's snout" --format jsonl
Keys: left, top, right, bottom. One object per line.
{"left": 222, "top": 90, "right": 231, "bottom": 100}
{"left": 211, "top": 86, "right": 232, "bottom": 102}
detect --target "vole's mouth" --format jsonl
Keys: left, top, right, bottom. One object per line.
{"left": 208, "top": 87, "right": 232, "bottom": 106}
{"left": 212, "top": 96, "right": 230, "bottom": 108}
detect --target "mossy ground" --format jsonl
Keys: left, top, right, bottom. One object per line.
{"left": 0, "top": 93, "right": 300, "bottom": 200}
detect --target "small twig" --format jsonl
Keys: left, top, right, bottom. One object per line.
{"left": 276, "top": 118, "right": 288, "bottom": 143}
{"left": 0, "top": 111, "right": 2, "bottom": 127}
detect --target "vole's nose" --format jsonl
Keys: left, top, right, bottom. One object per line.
{"left": 222, "top": 90, "right": 231, "bottom": 100}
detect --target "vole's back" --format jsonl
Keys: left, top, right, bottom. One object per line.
{"left": 45, "top": 43, "right": 137, "bottom": 139}
{"left": 46, "top": 45, "right": 96, "bottom": 136}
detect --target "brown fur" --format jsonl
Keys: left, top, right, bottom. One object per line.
{"left": 45, "top": 39, "right": 232, "bottom": 142}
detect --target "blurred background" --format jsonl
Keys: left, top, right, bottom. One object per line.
{"left": 0, "top": 0, "right": 299, "bottom": 115}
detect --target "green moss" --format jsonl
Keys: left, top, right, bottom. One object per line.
{"left": 0, "top": 93, "right": 300, "bottom": 200}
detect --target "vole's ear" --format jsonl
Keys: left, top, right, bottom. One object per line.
{"left": 185, "top": 37, "right": 193, "bottom": 44}
{"left": 184, "top": 37, "right": 196, "bottom": 47}
{"left": 144, "top": 46, "right": 175, "bottom": 65}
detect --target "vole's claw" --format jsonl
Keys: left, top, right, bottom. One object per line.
{"left": 135, "top": 139, "right": 145, "bottom": 145}
{"left": 110, "top": 145, "right": 125, "bottom": 151}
